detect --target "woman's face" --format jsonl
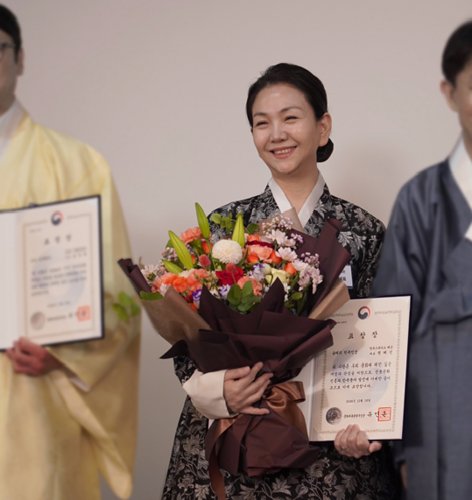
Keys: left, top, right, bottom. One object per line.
{"left": 251, "top": 83, "right": 331, "bottom": 181}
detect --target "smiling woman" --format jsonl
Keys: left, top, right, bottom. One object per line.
{"left": 162, "top": 63, "right": 397, "bottom": 500}
{"left": 251, "top": 83, "right": 331, "bottom": 207}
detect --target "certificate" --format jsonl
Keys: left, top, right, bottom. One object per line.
{"left": 294, "top": 296, "right": 410, "bottom": 441}
{"left": 0, "top": 196, "right": 103, "bottom": 349}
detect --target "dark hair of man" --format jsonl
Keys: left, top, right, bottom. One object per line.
{"left": 246, "top": 63, "right": 334, "bottom": 162}
{"left": 442, "top": 20, "right": 472, "bottom": 86}
{"left": 0, "top": 4, "right": 21, "bottom": 60}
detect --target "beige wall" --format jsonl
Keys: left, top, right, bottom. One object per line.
{"left": 9, "top": 0, "right": 472, "bottom": 498}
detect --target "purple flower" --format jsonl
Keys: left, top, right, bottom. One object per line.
{"left": 218, "top": 285, "right": 231, "bottom": 300}
{"left": 192, "top": 289, "right": 202, "bottom": 308}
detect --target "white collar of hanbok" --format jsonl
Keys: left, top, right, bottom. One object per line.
{"left": 449, "top": 136, "right": 472, "bottom": 241}
{"left": 450, "top": 135, "right": 472, "bottom": 210}
{"left": 0, "top": 99, "right": 24, "bottom": 165}
{"left": 268, "top": 173, "right": 325, "bottom": 228}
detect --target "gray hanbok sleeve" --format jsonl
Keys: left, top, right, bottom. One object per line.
{"left": 373, "top": 182, "right": 432, "bottom": 465}
{"left": 373, "top": 182, "right": 429, "bottom": 331}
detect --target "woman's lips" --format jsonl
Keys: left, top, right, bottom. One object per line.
{"left": 271, "top": 147, "right": 296, "bottom": 159}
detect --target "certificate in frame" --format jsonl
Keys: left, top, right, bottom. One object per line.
{"left": 0, "top": 196, "right": 103, "bottom": 349}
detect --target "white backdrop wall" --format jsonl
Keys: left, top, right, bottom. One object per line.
{"left": 9, "top": 1, "right": 471, "bottom": 498}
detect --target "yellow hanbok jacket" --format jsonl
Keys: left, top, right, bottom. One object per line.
{"left": 0, "top": 109, "right": 140, "bottom": 500}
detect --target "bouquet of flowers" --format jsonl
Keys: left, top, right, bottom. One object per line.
{"left": 142, "top": 205, "right": 326, "bottom": 315}
{"left": 119, "top": 203, "right": 351, "bottom": 498}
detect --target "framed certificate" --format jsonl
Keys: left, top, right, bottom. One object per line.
{"left": 0, "top": 196, "right": 103, "bottom": 349}
{"left": 294, "top": 296, "right": 410, "bottom": 441}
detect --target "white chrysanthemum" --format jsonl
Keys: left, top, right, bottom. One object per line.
{"left": 212, "top": 239, "right": 243, "bottom": 264}
{"left": 276, "top": 247, "right": 298, "bottom": 262}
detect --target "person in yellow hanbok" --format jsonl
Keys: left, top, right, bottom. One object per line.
{"left": 0, "top": 6, "right": 140, "bottom": 500}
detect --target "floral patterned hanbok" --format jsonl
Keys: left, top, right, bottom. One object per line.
{"left": 162, "top": 183, "right": 397, "bottom": 500}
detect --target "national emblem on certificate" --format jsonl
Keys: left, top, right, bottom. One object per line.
{"left": 294, "top": 296, "right": 410, "bottom": 441}
{"left": 0, "top": 196, "right": 103, "bottom": 349}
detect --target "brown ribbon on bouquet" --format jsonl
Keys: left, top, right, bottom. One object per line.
{"left": 118, "top": 216, "right": 351, "bottom": 500}
{"left": 207, "top": 381, "right": 308, "bottom": 500}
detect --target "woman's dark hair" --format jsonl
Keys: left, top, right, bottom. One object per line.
{"left": 0, "top": 4, "right": 22, "bottom": 60}
{"left": 246, "top": 63, "right": 333, "bottom": 162}
{"left": 442, "top": 20, "right": 472, "bottom": 86}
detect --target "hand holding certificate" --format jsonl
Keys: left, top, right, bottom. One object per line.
{"left": 0, "top": 196, "right": 103, "bottom": 349}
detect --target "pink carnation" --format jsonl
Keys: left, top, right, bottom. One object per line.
{"left": 237, "top": 276, "right": 263, "bottom": 296}
{"left": 180, "top": 227, "right": 203, "bottom": 244}
{"left": 247, "top": 244, "right": 272, "bottom": 261}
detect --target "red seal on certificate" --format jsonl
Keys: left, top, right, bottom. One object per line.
{"left": 378, "top": 407, "right": 392, "bottom": 422}
{"left": 77, "top": 305, "right": 91, "bottom": 321}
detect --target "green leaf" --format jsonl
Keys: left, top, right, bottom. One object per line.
{"left": 297, "top": 296, "right": 306, "bottom": 315}
{"left": 238, "top": 301, "right": 254, "bottom": 312}
{"left": 227, "top": 284, "right": 242, "bottom": 305}
{"left": 165, "top": 239, "right": 174, "bottom": 249}
{"left": 112, "top": 303, "right": 129, "bottom": 322}
{"left": 140, "top": 291, "right": 163, "bottom": 301}
{"left": 130, "top": 301, "right": 141, "bottom": 316}
{"left": 211, "top": 213, "right": 222, "bottom": 224}
{"left": 196, "top": 203, "right": 210, "bottom": 239}
{"left": 232, "top": 213, "right": 245, "bottom": 248}
{"left": 190, "top": 238, "right": 202, "bottom": 250}
{"left": 246, "top": 223, "right": 259, "bottom": 235}
{"left": 169, "top": 231, "right": 194, "bottom": 270}
{"left": 290, "top": 292, "right": 304, "bottom": 301}
{"left": 164, "top": 260, "right": 184, "bottom": 274}
{"left": 117, "top": 291, "right": 141, "bottom": 316}
{"left": 118, "top": 291, "right": 133, "bottom": 308}
{"left": 241, "top": 280, "right": 254, "bottom": 298}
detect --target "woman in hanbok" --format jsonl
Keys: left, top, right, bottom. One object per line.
{"left": 163, "top": 63, "right": 396, "bottom": 499}
{"left": 373, "top": 21, "right": 472, "bottom": 500}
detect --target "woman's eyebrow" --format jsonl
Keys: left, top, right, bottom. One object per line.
{"left": 253, "top": 106, "right": 303, "bottom": 118}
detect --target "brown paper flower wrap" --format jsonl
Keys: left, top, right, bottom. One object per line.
{"left": 118, "top": 218, "right": 351, "bottom": 499}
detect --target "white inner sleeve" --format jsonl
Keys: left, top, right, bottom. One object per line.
{"left": 183, "top": 369, "right": 231, "bottom": 419}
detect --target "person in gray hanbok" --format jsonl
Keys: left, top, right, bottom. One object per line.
{"left": 163, "top": 63, "right": 397, "bottom": 500}
{"left": 373, "top": 21, "right": 472, "bottom": 500}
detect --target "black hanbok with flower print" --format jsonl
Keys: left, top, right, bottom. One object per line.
{"left": 162, "top": 183, "right": 397, "bottom": 500}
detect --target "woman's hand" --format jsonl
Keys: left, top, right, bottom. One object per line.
{"left": 6, "top": 337, "right": 63, "bottom": 376}
{"left": 334, "top": 424, "right": 382, "bottom": 458}
{"left": 224, "top": 362, "right": 273, "bottom": 415}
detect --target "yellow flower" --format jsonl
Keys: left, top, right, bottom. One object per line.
{"left": 270, "top": 268, "right": 290, "bottom": 284}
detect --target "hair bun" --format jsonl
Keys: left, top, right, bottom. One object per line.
{"left": 317, "top": 138, "right": 334, "bottom": 163}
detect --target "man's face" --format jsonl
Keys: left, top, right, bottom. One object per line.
{"left": 442, "top": 59, "right": 472, "bottom": 158}
{"left": 0, "top": 29, "right": 23, "bottom": 115}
